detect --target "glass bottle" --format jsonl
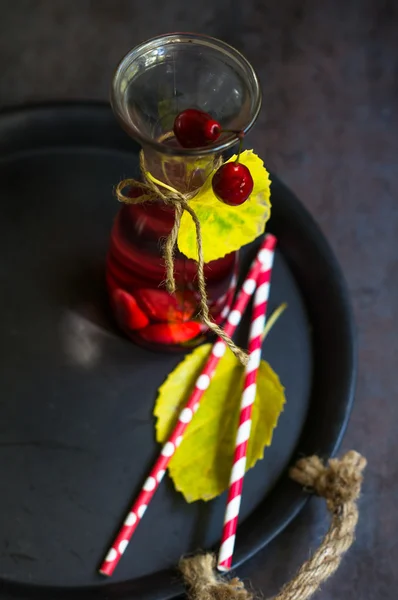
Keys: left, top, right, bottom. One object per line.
{"left": 107, "top": 33, "right": 261, "bottom": 350}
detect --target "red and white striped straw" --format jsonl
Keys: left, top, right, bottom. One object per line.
{"left": 200, "top": 269, "right": 237, "bottom": 332}
{"left": 99, "top": 234, "right": 276, "bottom": 577}
{"left": 217, "top": 234, "right": 277, "bottom": 572}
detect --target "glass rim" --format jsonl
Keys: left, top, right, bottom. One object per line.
{"left": 110, "top": 32, "right": 262, "bottom": 157}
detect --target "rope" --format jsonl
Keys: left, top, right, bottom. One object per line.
{"left": 179, "top": 451, "right": 366, "bottom": 600}
{"left": 115, "top": 151, "right": 248, "bottom": 365}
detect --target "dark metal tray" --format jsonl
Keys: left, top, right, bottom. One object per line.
{"left": 0, "top": 103, "right": 356, "bottom": 600}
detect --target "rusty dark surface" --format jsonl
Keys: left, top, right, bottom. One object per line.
{"left": 0, "top": 1, "right": 397, "bottom": 598}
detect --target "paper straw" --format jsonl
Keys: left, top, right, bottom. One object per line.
{"left": 214, "top": 271, "right": 237, "bottom": 325}
{"left": 199, "top": 270, "right": 237, "bottom": 333}
{"left": 99, "top": 234, "right": 276, "bottom": 577}
{"left": 217, "top": 234, "right": 277, "bottom": 571}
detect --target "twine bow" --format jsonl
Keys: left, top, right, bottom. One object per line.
{"left": 115, "top": 151, "right": 248, "bottom": 366}
{"left": 179, "top": 450, "right": 366, "bottom": 600}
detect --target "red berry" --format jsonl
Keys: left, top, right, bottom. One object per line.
{"left": 212, "top": 162, "right": 254, "bottom": 206}
{"left": 174, "top": 109, "right": 221, "bottom": 148}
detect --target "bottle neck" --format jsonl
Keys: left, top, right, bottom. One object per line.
{"left": 142, "top": 143, "right": 219, "bottom": 194}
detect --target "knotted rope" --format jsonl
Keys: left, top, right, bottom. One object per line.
{"left": 115, "top": 151, "right": 248, "bottom": 365}
{"left": 179, "top": 450, "right": 366, "bottom": 600}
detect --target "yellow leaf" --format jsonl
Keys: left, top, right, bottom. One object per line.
{"left": 154, "top": 344, "right": 285, "bottom": 502}
{"left": 177, "top": 150, "right": 271, "bottom": 263}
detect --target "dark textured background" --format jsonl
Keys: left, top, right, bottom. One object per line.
{"left": 0, "top": 1, "right": 397, "bottom": 598}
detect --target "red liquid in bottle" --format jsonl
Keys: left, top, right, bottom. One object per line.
{"left": 106, "top": 201, "right": 236, "bottom": 350}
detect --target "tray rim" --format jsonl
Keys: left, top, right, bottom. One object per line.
{"left": 0, "top": 102, "right": 357, "bottom": 600}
